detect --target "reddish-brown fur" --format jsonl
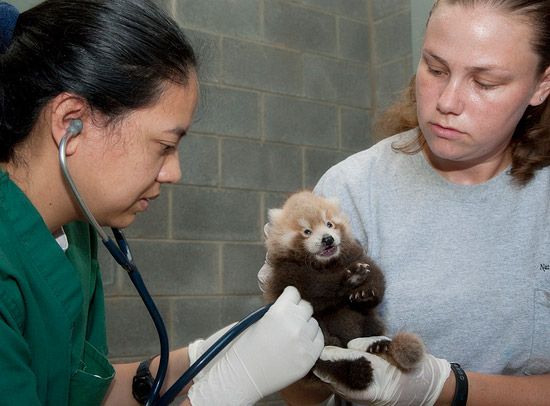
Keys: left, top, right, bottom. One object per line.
{"left": 263, "top": 190, "right": 424, "bottom": 391}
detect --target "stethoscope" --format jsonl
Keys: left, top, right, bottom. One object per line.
{"left": 59, "top": 119, "right": 271, "bottom": 405}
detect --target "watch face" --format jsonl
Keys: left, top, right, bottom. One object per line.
{"left": 133, "top": 375, "right": 153, "bottom": 402}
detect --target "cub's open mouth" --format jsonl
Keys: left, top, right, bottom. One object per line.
{"left": 318, "top": 245, "right": 338, "bottom": 257}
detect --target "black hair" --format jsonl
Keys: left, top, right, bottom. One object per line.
{"left": 0, "top": 0, "right": 197, "bottom": 162}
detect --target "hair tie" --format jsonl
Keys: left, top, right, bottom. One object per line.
{"left": 0, "top": 2, "right": 19, "bottom": 53}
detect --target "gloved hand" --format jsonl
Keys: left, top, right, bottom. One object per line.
{"left": 187, "top": 322, "right": 237, "bottom": 381}
{"left": 314, "top": 336, "right": 451, "bottom": 406}
{"left": 187, "top": 286, "right": 324, "bottom": 406}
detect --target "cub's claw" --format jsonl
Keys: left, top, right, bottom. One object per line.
{"left": 366, "top": 339, "right": 391, "bottom": 354}
{"left": 349, "top": 288, "right": 378, "bottom": 302}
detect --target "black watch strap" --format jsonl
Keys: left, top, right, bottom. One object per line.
{"left": 132, "top": 357, "right": 155, "bottom": 405}
{"left": 450, "top": 362, "right": 468, "bottom": 406}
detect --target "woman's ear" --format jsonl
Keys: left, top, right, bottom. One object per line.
{"left": 530, "top": 65, "right": 550, "bottom": 106}
{"left": 48, "top": 93, "right": 88, "bottom": 155}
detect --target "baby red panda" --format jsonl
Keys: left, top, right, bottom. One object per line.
{"left": 262, "top": 190, "right": 424, "bottom": 391}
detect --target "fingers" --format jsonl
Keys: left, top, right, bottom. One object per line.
{"left": 278, "top": 285, "right": 301, "bottom": 303}
{"left": 274, "top": 286, "right": 314, "bottom": 320}
{"left": 347, "top": 336, "right": 391, "bottom": 351}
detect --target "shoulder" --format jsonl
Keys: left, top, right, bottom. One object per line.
{"left": 315, "top": 128, "right": 419, "bottom": 197}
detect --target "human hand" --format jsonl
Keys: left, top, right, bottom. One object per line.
{"left": 187, "top": 322, "right": 237, "bottom": 381}
{"left": 314, "top": 336, "right": 451, "bottom": 406}
{"left": 187, "top": 286, "right": 324, "bottom": 406}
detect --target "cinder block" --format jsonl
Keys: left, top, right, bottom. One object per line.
{"left": 172, "top": 186, "right": 261, "bottom": 241}
{"left": 175, "top": 0, "right": 260, "bottom": 39}
{"left": 221, "top": 295, "right": 266, "bottom": 326}
{"left": 105, "top": 297, "right": 171, "bottom": 359}
{"left": 222, "top": 243, "right": 266, "bottom": 294}
{"left": 371, "top": 0, "right": 410, "bottom": 21}
{"left": 304, "top": 55, "right": 371, "bottom": 108}
{"left": 171, "top": 297, "right": 223, "bottom": 347}
{"left": 264, "top": 192, "right": 291, "bottom": 218}
{"left": 223, "top": 38, "right": 302, "bottom": 95}
{"left": 341, "top": 106, "right": 374, "bottom": 151}
{"left": 118, "top": 241, "right": 220, "bottom": 295}
{"left": 373, "top": 10, "right": 411, "bottom": 64}
{"left": 192, "top": 84, "right": 260, "bottom": 139}
{"left": 298, "top": 0, "right": 368, "bottom": 20}
{"left": 264, "top": 0, "right": 336, "bottom": 55}
{"left": 152, "top": 0, "right": 173, "bottom": 14}
{"left": 304, "top": 148, "right": 351, "bottom": 188}
{"left": 185, "top": 29, "right": 222, "bottom": 83}
{"left": 339, "top": 18, "right": 371, "bottom": 64}
{"left": 179, "top": 133, "right": 219, "bottom": 186}
{"left": 375, "top": 56, "right": 413, "bottom": 109}
{"left": 264, "top": 95, "right": 337, "bottom": 148}
{"left": 221, "top": 139, "right": 302, "bottom": 192}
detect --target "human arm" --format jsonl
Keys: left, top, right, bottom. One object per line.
{"left": 313, "top": 338, "right": 550, "bottom": 406}
{"left": 103, "top": 347, "right": 192, "bottom": 405}
{"left": 106, "top": 286, "right": 323, "bottom": 405}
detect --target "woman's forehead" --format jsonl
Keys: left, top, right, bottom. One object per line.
{"left": 424, "top": 3, "right": 539, "bottom": 74}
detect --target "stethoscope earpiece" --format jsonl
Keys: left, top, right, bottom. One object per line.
{"left": 67, "top": 118, "right": 83, "bottom": 136}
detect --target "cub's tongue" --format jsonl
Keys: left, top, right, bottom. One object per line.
{"left": 319, "top": 246, "right": 337, "bottom": 257}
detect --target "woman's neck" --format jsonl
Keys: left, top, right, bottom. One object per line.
{"left": 424, "top": 146, "right": 512, "bottom": 185}
{"left": 4, "top": 152, "right": 79, "bottom": 232}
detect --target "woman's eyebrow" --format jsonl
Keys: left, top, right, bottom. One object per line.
{"left": 423, "top": 49, "right": 512, "bottom": 76}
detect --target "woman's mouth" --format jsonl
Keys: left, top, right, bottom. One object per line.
{"left": 430, "top": 123, "right": 466, "bottom": 140}
{"left": 137, "top": 198, "right": 150, "bottom": 211}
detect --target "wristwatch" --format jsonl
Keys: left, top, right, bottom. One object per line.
{"left": 450, "top": 362, "right": 468, "bottom": 406}
{"left": 132, "top": 357, "right": 155, "bottom": 405}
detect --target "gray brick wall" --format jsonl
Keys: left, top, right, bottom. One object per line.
{"left": 102, "top": 0, "right": 412, "bottom": 404}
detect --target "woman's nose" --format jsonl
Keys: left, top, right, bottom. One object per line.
{"left": 157, "top": 152, "right": 182, "bottom": 184}
{"left": 437, "top": 79, "right": 464, "bottom": 115}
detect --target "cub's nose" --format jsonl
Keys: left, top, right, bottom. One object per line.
{"left": 321, "top": 235, "right": 334, "bottom": 247}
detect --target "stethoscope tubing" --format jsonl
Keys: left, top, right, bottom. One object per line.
{"left": 59, "top": 123, "right": 271, "bottom": 405}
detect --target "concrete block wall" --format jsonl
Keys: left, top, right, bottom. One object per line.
{"left": 100, "top": 0, "right": 412, "bottom": 403}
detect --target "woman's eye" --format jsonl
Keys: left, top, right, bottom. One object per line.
{"left": 161, "top": 144, "right": 176, "bottom": 154}
{"left": 474, "top": 81, "right": 497, "bottom": 90}
{"left": 427, "top": 66, "right": 444, "bottom": 76}
{"left": 326, "top": 221, "right": 333, "bottom": 228}
{"left": 303, "top": 229, "right": 312, "bottom": 236}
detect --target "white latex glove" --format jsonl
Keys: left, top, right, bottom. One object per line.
{"left": 187, "top": 286, "right": 324, "bottom": 406}
{"left": 187, "top": 322, "right": 237, "bottom": 381}
{"left": 314, "top": 336, "right": 451, "bottom": 406}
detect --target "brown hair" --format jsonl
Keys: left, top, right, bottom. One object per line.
{"left": 375, "top": 0, "right": 550, "bottom": 185}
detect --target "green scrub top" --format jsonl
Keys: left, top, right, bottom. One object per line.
{"left": 0, "top": 171, "right": 115, "bottom": 405}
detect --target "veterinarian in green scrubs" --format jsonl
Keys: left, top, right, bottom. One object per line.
{"left": 0, "top": 1, "right": 323, "bottom": 404}
{"left": 0, "top": 173, "right": 113, "bottom": 404}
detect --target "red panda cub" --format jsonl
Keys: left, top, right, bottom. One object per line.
{"left": 263, "top": 190, "right": 424, "bottom": 391}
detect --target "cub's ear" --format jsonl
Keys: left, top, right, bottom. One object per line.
{"left": 263, "top": 222, "right": 271, "bottom": 237}
{"left": 326, "top": 196, "right": 340, "bottom": 208}
{"left": 267, "top": 208, "right": 283, "bottom": 226}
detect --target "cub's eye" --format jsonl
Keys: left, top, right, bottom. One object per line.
{"left": 303, "top": 229, "right": 312, "bottom": 236}
{"left": 326, "top": 221, "right": 334, "bottom": 228}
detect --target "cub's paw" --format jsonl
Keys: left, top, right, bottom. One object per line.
{"left": 365, "top": 338, "right": 392, "bottom": 354}
{"left": 345, "top": 262, "right": 370, "bottom": 287}
{"left": 315, "top": 356, "right": 373, "bottom": 391}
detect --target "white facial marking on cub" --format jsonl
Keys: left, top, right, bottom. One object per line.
{"left": 303, "top": 223, "right": 342, "bottom": 261}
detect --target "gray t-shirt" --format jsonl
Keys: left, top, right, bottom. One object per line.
{"left": 314, "top": 128, "right": 550, "bottom": 376}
